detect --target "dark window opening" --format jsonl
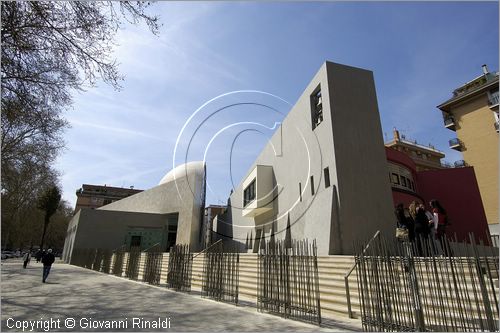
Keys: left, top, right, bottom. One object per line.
{"left": 243, "top": 179, "right": 256, "bottom": 207}
{"left": 310, "top": 175, "right": 315, "bottom": 196}
{"left": 324, "top": 167, "right": 330, "bottom": 188}
{"left": 391, "top": 173, "right": 400, "bottom": 185}
{"left": 166, "top": 231, "right": 177, "bottom": 252}
{"left": 401, "top": 176, "right": 407, "bottom": 187}
{"left": 299, "top": 182, "right": 302, "bottom": 202}
{"left": 310, "top": 85, "right": 323, "bottom": 130}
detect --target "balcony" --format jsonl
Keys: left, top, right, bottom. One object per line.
{"left": 242, "top": 165, "right": 275, "bottom": 218}
{"left": 489, "top": 91, "right": 499, "bottom": 109}
{"left": 443, "top": 115, "right": 456, "bottom": 131}
{"left": 454, "top": 160, "right": 467, "bottom": 168}
{"left": 449, "top": 138, "right": 463, "bottom": 151}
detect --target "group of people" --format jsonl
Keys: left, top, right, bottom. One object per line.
{"left": 21, "top": 248, "right": 56, "bottom": 283}
{"left": 395, "top": 199, "right": 448, "bottom": 243}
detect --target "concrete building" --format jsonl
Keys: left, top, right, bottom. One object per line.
{"left": 74, "top": 184, "right": 143, "bottom": 213}
{"left": 438, "top": 64, "right": 499, "bottom": 235}
{"left": 216, "top": 61, "right": 395, "bottom": 255}
{"left": 62, "top": 162, "right": 206, "bottom": 262}
{"left": 385, "top": 128, "right": 445, "bottom": 171}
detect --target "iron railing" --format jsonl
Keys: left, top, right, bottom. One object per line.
{"left": 112, "top": 245, "right": 126, "bottom": 277}
{"left": 491, "top": 234, "right": 499, "bottom": 248}
{"left": 201, "top": 241, "right": 239, "bottom": 304}
{"left": 449, "top": 138, "right": 462, "bottom": 148}
{"left": 167, "top": 244, "right": 193, "bottom": 292}
{"left": 125, "top": 246, "right": 141, "bottom": 280}
{"left": 355, "top": 234, "right": 499, "bottom": 332}
{"left": 345, "top": 230, "right": 380, "bottom": 318}
{"left": 258, "top": 239, "right": 321, "bottom": 326}
{"left": 142, "top": 243, "right": 163, "bottom": 285}
{"left": 101, "top": 249, "right": 113, "bottom": 274}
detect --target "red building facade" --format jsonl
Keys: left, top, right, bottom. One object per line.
{"left": 385, "top": 147, "right": 490, "bottom": 243}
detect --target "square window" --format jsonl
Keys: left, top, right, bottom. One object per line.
{"left": 401, "top": 176, "right": 407, "bottom": 187}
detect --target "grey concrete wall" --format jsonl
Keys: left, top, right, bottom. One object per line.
{"left": 226, "top": 61, "right": 394, "bottom": 255}
{"left": 70, "top": 209, "right": 171, "bottom": 251}
{"left": 325, "top": 62, "right": 395, "bottom": 253}
{"left": 63, "top": 162, "right": 206, "bottom": 260}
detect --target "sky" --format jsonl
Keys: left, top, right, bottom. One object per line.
{"left": 56, "top": 2, "right": 499, "bottom": 208}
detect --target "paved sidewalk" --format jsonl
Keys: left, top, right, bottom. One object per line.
{"left": 1, "top": 261, "right": 358, "bottom": 332}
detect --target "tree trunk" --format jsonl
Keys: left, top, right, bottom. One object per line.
{"left": 39, "top": 213, "right": 50, "bottom": 250}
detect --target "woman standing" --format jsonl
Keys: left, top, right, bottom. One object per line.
{"left": 430, "top": 199, "right": 448, "bottom": 241}
{"left": 395, "top": 203, "right": 414, "bottom": 242}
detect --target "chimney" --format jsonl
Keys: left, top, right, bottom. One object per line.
{"left": 482, "top": 64, "right": 489, "bottom": 75}
{"left": 393, "top": 127, "right": 400, "bottom": 141}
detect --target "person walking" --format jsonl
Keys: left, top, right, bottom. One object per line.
{"left": 22, "top": 251, "right": 31, "bottom": 269}
{"left": 35, "top": 249, "right": 43, "bottom": 263}
{"left": 41, "top": 249, "right": 55, "bottom": 283}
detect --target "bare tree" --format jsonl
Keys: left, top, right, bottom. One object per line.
{"left": 1, "top": 1, "right": 161, "bottom": 249}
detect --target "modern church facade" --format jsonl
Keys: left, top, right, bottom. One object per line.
{"left": 214, "top": 61, "right": 395, "bottom": 255}
{"left": 63, "top": 61, "right": 398, "bottom": 260}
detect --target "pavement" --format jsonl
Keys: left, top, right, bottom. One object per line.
{"left": 1, "top": 260, "right": 359, "bottom": 332}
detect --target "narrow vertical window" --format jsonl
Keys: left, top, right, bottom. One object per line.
{"left": 243, "top": 179, "right": 256, "bottom": 207}
{"left": 299, "top": 182, "right": 302, "bottom": 202}
{"left": 324, "top": 167, "right": 330, "bottom": 188}
{"left": 310, "top": 85, "right": 323, "bottom": 130}
{"left": 310, "top": 175, "right": 315, "bottom": 196}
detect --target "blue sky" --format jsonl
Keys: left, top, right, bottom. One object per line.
{"left": 56, "top": 2, "right": 499, "bottom": 208}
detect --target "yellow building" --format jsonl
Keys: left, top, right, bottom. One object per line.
{"left": 438, "top": 65, "right": 499, "bottom": 235}
{"left": 385, "top": 128, "right": 445, "bottom": 171}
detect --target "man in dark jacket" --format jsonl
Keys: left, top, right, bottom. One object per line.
{"left": 41, "top": 249, "right": 55, "bottom": 283}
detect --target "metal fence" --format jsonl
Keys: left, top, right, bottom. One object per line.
{"left": 92, "top": 249, "right": 105, "bottom": 272}
{"left": 125, "top": 247, "right": 141, "bottom": 281}
{"left": 201, "top": 241, "right": 239, "bottom": 304}
{"left": 143, "top": 244, "right": 163, "bottom": 285}
{"left": 257, "top": 239, "right": 321, "bottom": 326}
{"left": 101, "top": 249, "right": 113, "bottom": 274}
{"left": 112, "top": 246, "right": 126, "bottom": 277}
{"left": 355, "top": 234, "right": 499, "bottom": 332}
{"left": 167, "top": 244, "right": 193, "bottom": 292}
{"left": 71, "top": 248, "right": 96, "bottom": 269}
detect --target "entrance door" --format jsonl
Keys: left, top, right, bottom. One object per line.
{"left": 130, "top": 235, "right": 142, "bottom": 248}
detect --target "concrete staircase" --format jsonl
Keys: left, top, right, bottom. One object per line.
{"left": 107, "top": 251, "right": 500, "bottom": 330}
{"left": 189, "top": 254, "right": 360, "bottom": 320}
{"left": 126, "top": 253, "right": 360, "bottom": 320}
